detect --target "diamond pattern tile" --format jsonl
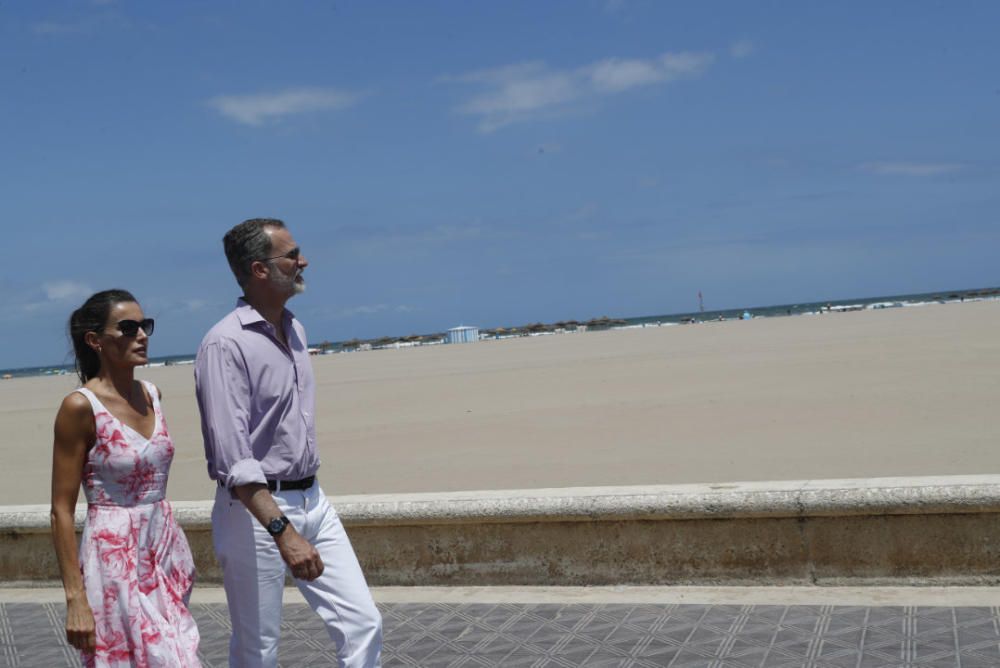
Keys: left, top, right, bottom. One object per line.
{"left": 0, "top": 601, "right": 997, "bottom": 667}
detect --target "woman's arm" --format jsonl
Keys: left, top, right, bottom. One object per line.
{"left": 50, "top": 392, "right": 96, "bottom": 652}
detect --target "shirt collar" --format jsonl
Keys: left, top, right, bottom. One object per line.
{"left": 235, "top": 298, "right": 294, "bottom": 328}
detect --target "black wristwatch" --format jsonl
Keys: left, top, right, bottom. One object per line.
{"left": 265, "top": 515, "right": 290, "bottom": 537}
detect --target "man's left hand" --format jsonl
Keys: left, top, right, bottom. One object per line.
{"left": 276, "top": 527, "right": 325, "bottom": 581}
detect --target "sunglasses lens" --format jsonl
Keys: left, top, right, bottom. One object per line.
{"left": 117, "top": 319, "right": 154, "bottom": 337}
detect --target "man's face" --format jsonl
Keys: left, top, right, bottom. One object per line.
{"left": 263, "top": 227, "right": 308, "bottom": 298}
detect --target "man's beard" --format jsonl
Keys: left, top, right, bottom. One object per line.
{"left": 269, "top": 266, "right": 306, "bottom": 296}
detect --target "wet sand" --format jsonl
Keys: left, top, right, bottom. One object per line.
{"left": 3, "top": 300, "right": 997, "bottom": 505}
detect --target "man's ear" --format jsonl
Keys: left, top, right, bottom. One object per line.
{"left": 250, "top": 260, "right": 270, "bottom": 280}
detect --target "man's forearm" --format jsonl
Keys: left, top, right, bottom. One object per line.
{"left": 232, "top": 483, "right": 284, "bottom": 527}
{"left": 230, "top": 482, "right": 325, "bottom": 580}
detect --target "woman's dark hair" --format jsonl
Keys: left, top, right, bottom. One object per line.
{"left": 68, "top": 289, "right": 137, "bottom": 384}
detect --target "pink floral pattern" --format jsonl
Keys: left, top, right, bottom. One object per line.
{"left": 76, "top": 382, "right": 200, "bottom": 667}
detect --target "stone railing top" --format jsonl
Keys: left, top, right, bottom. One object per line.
{"left": 5, "top": 475, "right": 1000, "bottom": 532}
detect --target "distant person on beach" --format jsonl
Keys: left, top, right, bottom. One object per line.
{"left": 51, "top": 289, "right": 200, "bottom": 666}
{"left": 195, "top": 218, "right": 382, "bottom": 667}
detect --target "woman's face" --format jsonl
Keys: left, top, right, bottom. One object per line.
{"left": 95, "top": 301, "right": 150, "bottom": 368}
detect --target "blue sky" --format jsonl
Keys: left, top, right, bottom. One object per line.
{"left": 2, "top": 1, "right": 997, "bottom": 368}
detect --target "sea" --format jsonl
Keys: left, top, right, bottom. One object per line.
{"left": 3, "top": 285, "right": 997, "bottom": 380}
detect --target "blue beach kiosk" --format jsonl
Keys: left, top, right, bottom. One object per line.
{"left": 447, "top": 325, "right": 479, "bottom": 344}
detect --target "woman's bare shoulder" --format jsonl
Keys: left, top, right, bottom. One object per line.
{"left": 56, "top": 391, "right": 93, "bottom": 425}
{"left": 59, "top": 390, "right": 90, "bottom": 411}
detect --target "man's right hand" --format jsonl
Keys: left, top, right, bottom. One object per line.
{"left": 275, "top": 527, "right": 324, "bottom": 581}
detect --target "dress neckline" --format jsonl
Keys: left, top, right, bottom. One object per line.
{"left": 79, "top": 381, "right": 160, "bottom": 443}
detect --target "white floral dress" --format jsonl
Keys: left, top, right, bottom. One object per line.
{"left": 75, "top": 381, "right": 200, "bottom": 667}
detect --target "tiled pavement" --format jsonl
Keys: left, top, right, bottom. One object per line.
{"left": 2, "top": 601, "right": 1000, "bottom": 667}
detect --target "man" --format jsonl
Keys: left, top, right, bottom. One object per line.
{"left": 195, "top": 218, "right": 382, "bottom": 667}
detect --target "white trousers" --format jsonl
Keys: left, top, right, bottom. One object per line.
{"left": 212, "top": 483, "right": 382, "bottom": 668}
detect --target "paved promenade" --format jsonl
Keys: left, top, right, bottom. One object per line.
{"left": 2, "top": 588, "right": 998, "bottom": 667}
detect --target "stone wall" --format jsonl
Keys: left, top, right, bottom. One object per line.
{"left": 5, "top": 476, "right": 999, "bottom": 586}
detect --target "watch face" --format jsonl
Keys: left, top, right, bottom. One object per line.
{"left": 267, "top": 517, "right": 286, "bottom": 535}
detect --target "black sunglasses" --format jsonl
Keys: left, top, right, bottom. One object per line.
{"left": 115, "top": 318, "right": 155, "bottom": 337}
{"left": 262, "top": 247, "right": 301, "bottom": 262}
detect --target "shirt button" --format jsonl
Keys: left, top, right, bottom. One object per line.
{"left": 303, "top": 412, "right": 310, "bottom": 417}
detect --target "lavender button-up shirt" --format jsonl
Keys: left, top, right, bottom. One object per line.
{"left": 194, "top": 299, "right": 320, "bottom": 488}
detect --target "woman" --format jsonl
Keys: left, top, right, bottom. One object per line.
{"left": 51, "top": 289, "right": 200, "bottom": 667}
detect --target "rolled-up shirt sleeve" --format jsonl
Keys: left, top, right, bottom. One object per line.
{"left": 194, "top": 339, "right": 267, "bottom": 488}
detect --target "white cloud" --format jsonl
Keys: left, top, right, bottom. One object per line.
{"left": 860, "top": 162, "right": 965, "bottom": 176}
{"left": 208, "top": 87, "right": 361, "bottom": 126}
{"left": 453, "top": 63, "right": 578, "bottom": 124}
{"left": 589, "top": 53, "right": 711, "bottom": 93}
{"left": 730, "top": 40, "right": 755, "bottom": 59}
{"left": 446, "top": 51, "right": 714, "bottom": 131}
{"left": 44, "top": 281, "right": 92, "bottom": 302}
{"left": 11, "top": 280, "right": 92, "bottom": 316}
{"left": 588, "top": 58, "right": 663, "bottom": 93}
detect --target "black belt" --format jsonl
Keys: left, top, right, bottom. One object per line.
{"left": 268, "top": 476, "right": 315, "bottom": 492}
{"left": 217, "top": 475, "right": 316, "bottom": 492}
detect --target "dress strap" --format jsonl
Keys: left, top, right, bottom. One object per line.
{"left": 141, "top": 380, "right": 161, "bottom": 416}
{"left": 73, "top": 387, "right": 101, "bottom": 415}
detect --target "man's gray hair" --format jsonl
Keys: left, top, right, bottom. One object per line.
{"left": 223, "top": 218, "right": 286, "bottom": 287}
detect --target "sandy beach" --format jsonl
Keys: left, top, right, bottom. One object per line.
{"left": 2, "top": 300, "right": 997, "bottom": 505}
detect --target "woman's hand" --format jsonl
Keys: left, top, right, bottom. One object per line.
{"left": 65, "top": 597, "right": 96, "bottom": 652}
